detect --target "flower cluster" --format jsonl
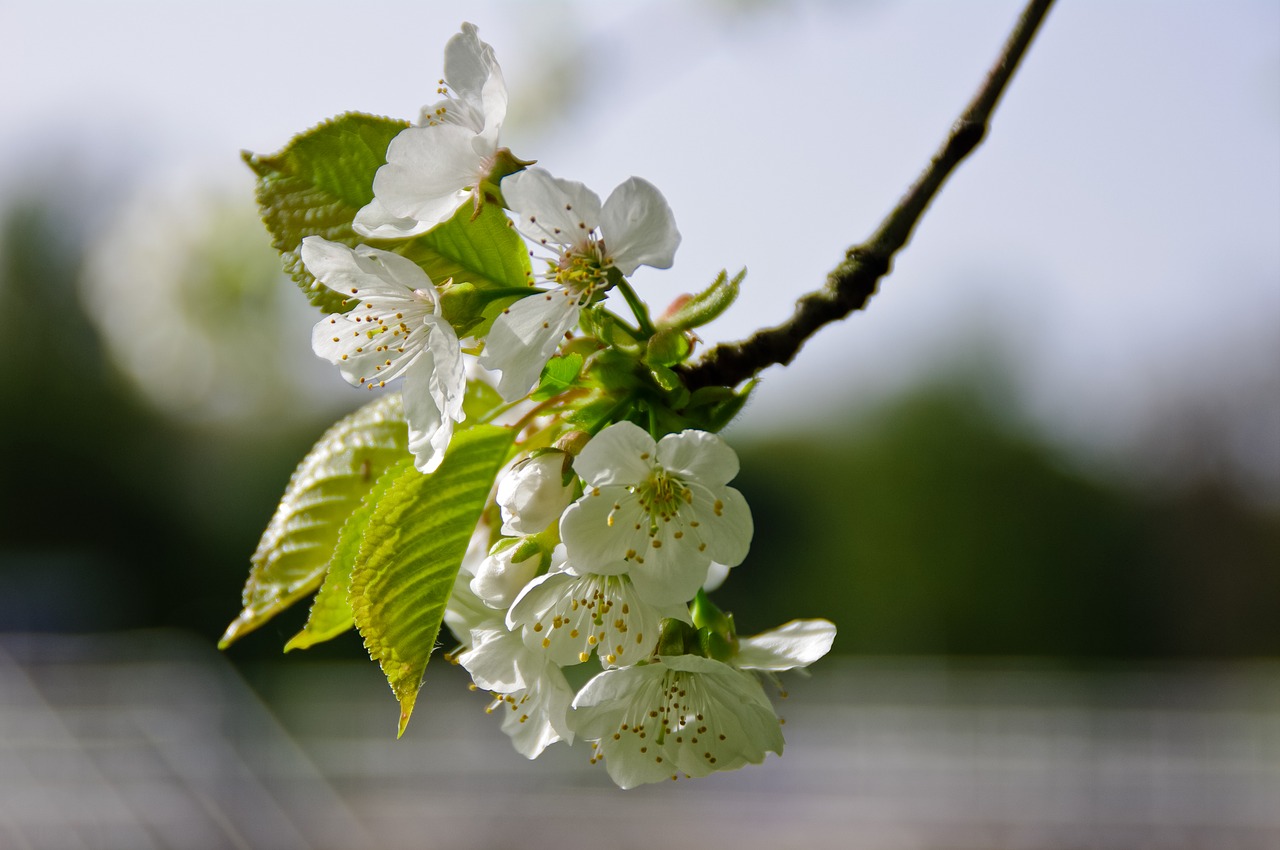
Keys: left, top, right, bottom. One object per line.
{"left": 253, "top": 22, "right": 836, "bottom": 788}
{"left": 451, "top": 421, "right": 835, "bottom": 787}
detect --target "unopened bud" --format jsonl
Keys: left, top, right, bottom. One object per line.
{"left": 497, "top": 451, "right": 576, "bottom": 535}
{"left": 470, "top": 539, "right": 541, "bottom": 609}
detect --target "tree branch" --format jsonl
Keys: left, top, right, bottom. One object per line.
{"left": 680, "top": 0, "right": 1056, "bottom": 391}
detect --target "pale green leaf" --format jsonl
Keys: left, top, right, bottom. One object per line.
{"left": 349, "top": 424, "right": 515, "bottom": 735}
{"left": 284, "top": 456, "right": 415, "bottom": 652}
{"left": 219, "top": 393, "right": 410, "bottom": 648}
{"left": 244, "top": 112, "right": 410, "bottom": 312}
{"left": 399, "top": 202, "right": 534, "bottom": 294}
{"left": 530, "top": 353, "right": 584, "bottom": 401}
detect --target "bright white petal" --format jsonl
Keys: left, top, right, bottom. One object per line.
{"left": 572, "top": 421, "right": 656, "bottom": 487}
{"left": 735, "top": 619, "right": 837, "bottom": 671}
{"left": 656, "top": 429, "right": 739, "bottom": 487}
{"left": 403, "top": 350, "right": 450, "bottom": 472}
{"left": 503, "top": 167, "right": 602, "bottom": 252}
{"left": 598, "top": 176, "right": 681, "bottom": 275}
{"left": 703, "top": 561, "right": 731, "bottom": 593}
{"left": 424, "top": 316, "right": 466, "bottom": 421}
{"left": 479, "top": 287, "right": 580, "bottom": 401}
{"left": 459, "top": 626, "right": 529, "bottom": 693}
{"left": 374, "top": 124, "right": 486, "bottom": 228}
{"left": 558, "top": 488, "right": 641, "bottom": 574}
{"left": 352, "top": 197, "right": 433, "bottom": 239}
{"left": 688, "top": 483, "right": 753, "bottom": 568}
{"left": 499, "top": 663, "right": 574, "bottom": 758}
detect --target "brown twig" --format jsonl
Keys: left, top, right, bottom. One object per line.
{"left": 680, "top": 0, "right": 1056, "bottom": 391}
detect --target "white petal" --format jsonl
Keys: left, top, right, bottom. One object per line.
{"left": 403, "top": 350, "right": 450, "bottom": 472}
{"left": 702, "top": 561, "right": 731, "bottom": 593}
{"left": 598, "top": 176, "right": 681, "bottom": 275}
{"left": 479, "top": 287, "right": 580, "bottom": 401}
{"left": 688, "top": 483, "right": 753, "bottom": 568}
{"left": 500, "top": 664, "right": 574, "bottom": 758}
{"left": 424, "top": 316, "right": 466, "bottom": 420}
{"left": 443, "top": 23, "right": 493, "bottom": 105}
{"left": 572, "top": 421, "right": 656, "bottom": 487}
{"left": 301, "top": 236, "right": 425, "bottom": 301}
{"left": 503, "top": 167, "right": 602, "bottom": 252}
{"left": 374, "top": 123, "right": 486, "bottom": 228}
{"left": 735, "top": 619, "right": 837, "bottom": 671}
{"left": 558, "top": 488, "right": 641, "bottom": 574}
{"left": 656, "top": 429, "right": 739, "bottom": 487}
{"left": 352, "top": 197, "right": 433, "bottom": 239}
{"left": 459, "top": 626, "right": 529, "bottom": 693}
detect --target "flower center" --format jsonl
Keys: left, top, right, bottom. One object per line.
{"left": 552, "top": 239, "right": 609, "bottom": 292}
{"left": 635, "top": 468, "right": 691, "bottom": 523}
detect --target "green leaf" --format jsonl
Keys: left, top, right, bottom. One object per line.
{"left": 244, "top": 112, "right": 410, "bottom": 312}
{"left": 398, "top": 202, "right": 534, "bottom": 295}
{"left": 219, "top": 393, "right": 410, "bottom": 648}
{"left": 349, "top": 424, "right": 515, "bottom": 736}
{"left": 284, "top": 456, "right": 415, "bottom": 652}
{"left": 461, "top": 375, "right": 505, "bottom": 422}
{"left": 659, "top": 268, "right": 746, "bottom": 331}
{"left": 530, "top": 353, "right": 584, "bottom": 401}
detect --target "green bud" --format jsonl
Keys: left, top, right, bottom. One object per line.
{"left": 438, "top": 281, "right": 483, "bottom": 327}
{"left": 645, "top": 328, "right": 693, "bottom": 368}
{"left": 589, "top": 348, "right": 644, "bottom": 392}
{"left": 656, "top": 618, "right": 697, "bottom": 657}
{"left": 658, "top": 268, "right": 746, "bottom": 332}
{"left": 698, "top": 627, "right": 735, "bottom": 663}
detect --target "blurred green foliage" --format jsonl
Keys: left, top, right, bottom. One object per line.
{"left": 723, "top": 387, "right": 1280, "bottom": 657}
{"left": 1, "top": 188, "right": 1276, "bottom": 659}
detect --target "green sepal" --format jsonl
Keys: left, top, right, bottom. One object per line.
{"left": 659, "top": 268, "right": 746, "bottom": 332}
{"left": 680, "top": 380, "right": 757, "bottom": 433}
{"left": 284, "top": 456, "right": 415, "bottom": 652}
{"left": 348, "top": 424, "right": 515, "bottom": 737}
{"left": 244, "top": 112, "right": 410, "bottom": 313}
{"left": 219, "top": 393, "right": 410, "bottom": 648}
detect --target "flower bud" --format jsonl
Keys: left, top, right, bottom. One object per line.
{"left": 497, "top": 450, "right": 575, "bottom": 535}
{"left": 470, "top": 539, "right": 541, "bottom": 609}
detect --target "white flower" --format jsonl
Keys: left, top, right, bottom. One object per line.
{"left": 734, "top": 618, "right": 837, "bottom": 672}
{"left": 302, "top": 237, "right": 465, "bottom": 473}
{"left": 470, "top": 540, "right": 541, "bottom": 609}
{"left": 458, "top": 625, "right": 575, "bottom": 759}
{"left": 506, "top": 551, "right": 688, "bottom": 668}
{"left": 354, "top": 23, "right": 509, "bottom": 238}
{"left": 496, "top": 450, "right": 576, "bottom": 535}
{"left": 569, "top": 618, "right": 836, "bottom": 788}
{"left": 570, "top": 655, "right": 783, "bottom": 788}
{"left": 559, "top": 422, "right": 752, "bottom": 606}
{"left": 479, "top": 168, "right": 681, "bottom": 401}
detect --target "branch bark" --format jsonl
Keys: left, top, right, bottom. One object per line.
{"left": 680, "top": 0, "right": 1056, "bottom": 391}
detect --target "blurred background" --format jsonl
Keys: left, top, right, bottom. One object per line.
{"left": 2, "top": 1, "right": 1277, "bottom": 848}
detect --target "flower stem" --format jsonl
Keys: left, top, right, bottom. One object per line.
{"left": 613, "top": 277, "right": 656, "bottom": 338}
